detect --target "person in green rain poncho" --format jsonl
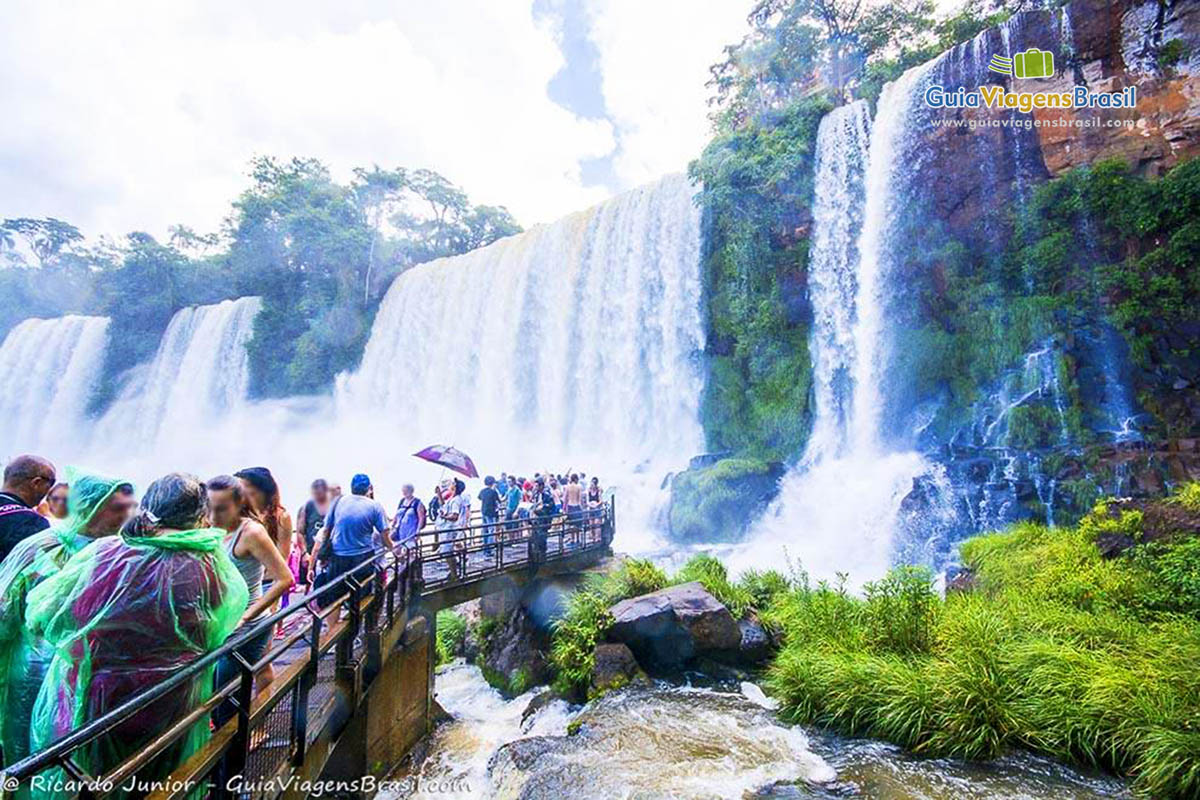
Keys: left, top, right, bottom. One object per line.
{"left": 0, "top": 468, "right": 136, "bottom": 768}
{"left": 23, "top": 473, "right": 249, "bottom": 799}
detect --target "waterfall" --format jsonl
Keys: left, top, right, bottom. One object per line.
{"left": 735, "top": 64, "right": 949, "bottom": 586}
{"left": 804, "top": 102, "right": 871, "bottom": 462}
{"left": 91, "top": 297, "right": 262, "bottom": 463}
{"left": 337, "top": 174, "right": 704, "bottom": 537}
{"left": 0, "top": 315, "right": 110, "bottom": 460}
{"left": 0, "top": 179, "right": 701, "bottom": 539}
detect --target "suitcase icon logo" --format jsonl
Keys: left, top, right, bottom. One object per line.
{"left": 988, "top": 49, "right": 1054, "bottom": 79}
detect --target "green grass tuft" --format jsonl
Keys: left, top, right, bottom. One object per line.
{"left": 767, "top": 483, "right": 1200, "bottom": 798}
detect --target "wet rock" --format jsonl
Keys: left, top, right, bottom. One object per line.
{"left": 667, "top": 458, "right": 785, "bottom": 543}
{"left": 482, "top": 607, "right": 550, "bottom": 697}
{"left": 609, "top": 590, "right": 694, "bottom": 667}
{"left": 590, "top": 643, "right": 643, "bottom": 694}
{"left": 431, "top": 698, "right": 453, "bottom": 725}
{"left": 737, "top": 618, "right": 773, "bottom": 664}
{"left": 613, "top": 583, "right": 734, "bottom": 660}
{"left": 670, "top": 582, "right": 743, "bottom": 651}
{"left": 608, "top": 582, "right": 741, "bottom": 669}
{"left": 1096, "top": 530, "right": 1136, "bottom": 558}
{"left": 521, "top": 690, "right": 557, "bottom": 726}
{"left": 945, "top": 567, "right": 978, "bottom": 594}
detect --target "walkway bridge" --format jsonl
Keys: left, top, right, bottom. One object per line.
{"left": 1, "top": 503, "right": 616, "bottom": 800}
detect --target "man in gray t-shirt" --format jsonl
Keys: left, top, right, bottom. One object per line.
{"left": 313, "top": 473, "right": 392, "bottom": 586}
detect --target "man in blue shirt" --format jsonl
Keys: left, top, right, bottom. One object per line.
{"left": 312, "top": 473, "right": 392, "bottom": 590}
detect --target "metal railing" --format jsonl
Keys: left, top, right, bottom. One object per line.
{"left": 0, "top": 501, "right": 614, "bottom": 800}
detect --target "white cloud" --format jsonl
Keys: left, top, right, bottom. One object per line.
{"left": 584, "top": 0, "right": 753, "bottom": 186}
{"left": 0, "top": 0, "right": 615, "bottom": 238}
{"left": 0, "top": 0, "right": 750, "bottom": 240}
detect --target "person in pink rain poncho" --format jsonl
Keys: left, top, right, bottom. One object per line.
{"left": 23, "top": 473, "right": 249, "bottom": 798}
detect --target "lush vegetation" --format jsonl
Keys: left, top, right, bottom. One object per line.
{"left": 764, "top": 484, "right": 1200, "bottom": 798}
{"left": 689, "top": 97, "right": 829, "bottom": 462}
{"left": 893, "top": 156, "right": 1200, "bottom": 452}
{"left": 707, "top": 0, "right": 1015, "bottom": 128}
{"left": 668, "top": 458, "right": 782, "bottom": 542}
{"left": 548, "top": 555, "right": 791, "bottom": 697}
{"left": 688, "top": 0, "right": 1044, "bottom": 472}
{"left": 435, "top": 609, "right": 468, "bottom": 666}
{"left": 0, "top": 158, "right": 519, "bottom": 403}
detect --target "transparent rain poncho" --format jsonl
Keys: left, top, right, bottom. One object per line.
{"left": 0, "top": 468, "right": 132, "bottom": 768}
{"left": 23, "top": 474, "right": 248, "bottom": 798}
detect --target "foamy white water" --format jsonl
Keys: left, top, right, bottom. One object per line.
{"left": 334, "top": 173, "right": 703, "bottom": 541}
{"left": 735, "top": 64, "right": 943, "bottom": 587}
{"left": 400, "top": 665, "right": 835, "bottom": 799}
{"left": 84, "top": 297, "right": 262, "bottom": 476}
{"left": 0, "top": 315, "right": 110, "bottom": 461}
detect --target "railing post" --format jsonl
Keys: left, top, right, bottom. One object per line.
{"left": 387, "top": 557, "right": 398, "bottom": 628}
{"left": 60, "top": 757, "right": 96, "bottom": 800}
{"left": 215, "top": 653, "right": 254, "bottom": 800}
{"left": 336, "top": 575, "right": 363, "bottom": 707}
{"left": 603, "top": 498, "right": 615, "bottom": 548}
{"left": 290, "top": 612, "right": 321, "bottom": 767}
{"left": 364, "top": 566, "right": 385, "bottom": 681}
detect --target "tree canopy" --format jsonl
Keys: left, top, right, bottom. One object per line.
{"left": 707, "top": 0, "right": 1021, "bottom": 130}
{"left": 0, "top": 157, "right": 521, "bottom": 401}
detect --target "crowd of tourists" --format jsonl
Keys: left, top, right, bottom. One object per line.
{"left": 0, "top": 454, "right": 607, "bottom": 795}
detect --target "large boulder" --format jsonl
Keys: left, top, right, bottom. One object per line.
{"left": 666, "top": 582, "right": 742, "bottom": 651}
{"left": 608, "top": 582, "right": 740, "bottom": 669}
{"left": 609, "top": 590, "right": 694, "bottom": 667}
{"left": 736, "top": 618, "right": 772, "bottom": 664}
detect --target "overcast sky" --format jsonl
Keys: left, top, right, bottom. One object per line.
{"left": 0, "top": 0, "right": 751, "bottom": 241}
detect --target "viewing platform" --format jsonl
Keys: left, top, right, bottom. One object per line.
{"left": 0, "top": 502, "right": 617, "bottom": 800}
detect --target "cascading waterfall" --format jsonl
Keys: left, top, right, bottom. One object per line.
{"left": 89, "top": 297, "right": 262, "bottom": 468}
{"left": 334, "top": 174, "right": 704, "bottom": 537}
{"left": 0, "top": 315, "right": 110, "bottom": 459}
{"left": 804, "top": 101, "right": 872, "bottom": 462}
{"left": 734, "top": 64, "right": 948, "bottom": 586}
{"left": 0, "top": 179, "right": 701, "bottom": 536}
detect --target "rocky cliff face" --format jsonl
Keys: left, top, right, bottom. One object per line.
{"left": 913, "top": 0, "right": 1199, "bottom": 257}
{"left": 1044, "top": 0, "right": 1200, "bottom": 175}
{"left": 680, "top": 0, "right": 1200, "bottom": 549}
{"left": 875, "top": 0, "right": 1200, "bottom": 542}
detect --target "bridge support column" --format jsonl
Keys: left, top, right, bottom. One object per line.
{"left": 320, "top": 612, "right": 435, "bottom": 794}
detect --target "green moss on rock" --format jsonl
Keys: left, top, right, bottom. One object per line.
{"left": 668, "top": 458, "right": 785, "bottom": 543}
{"left": 689, "top": 96, "right": 831, "bottom": 462}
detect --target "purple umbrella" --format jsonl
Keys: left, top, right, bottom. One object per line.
{"left": 413, "top": 444, "right": 479, "bottom": 479}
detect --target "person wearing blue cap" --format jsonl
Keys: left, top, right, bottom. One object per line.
{"left": 310, "top": 473, "right": 392, "bottom": 593}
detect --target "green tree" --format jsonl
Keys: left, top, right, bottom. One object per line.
{"left": 1, "top": 217, "right": 84, "bottom": 267}
{"left": 351, "top": 165, "right": 409, "bottom": 304}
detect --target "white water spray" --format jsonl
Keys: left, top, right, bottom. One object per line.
{"left": 8, "top": 178, "right": 702, "bottom": 539}
{"left": 0, "top": 315, "right": 110, "bottom": 461}
{"left": 337, "top": 174, "right": 703, "bottom": 541}
{"left": 87, "top": 296, "right": 262, "bottom": 474}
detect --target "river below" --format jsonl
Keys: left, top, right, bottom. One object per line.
{"left": 385, "top": 662, "right": 1128, "bottom": 800}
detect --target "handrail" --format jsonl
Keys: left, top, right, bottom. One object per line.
{"left": 1, "top": 546, "right": 392, "bottom": 782}
{"left": 1, "top": 500, "right": 615, "bottom": 798}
